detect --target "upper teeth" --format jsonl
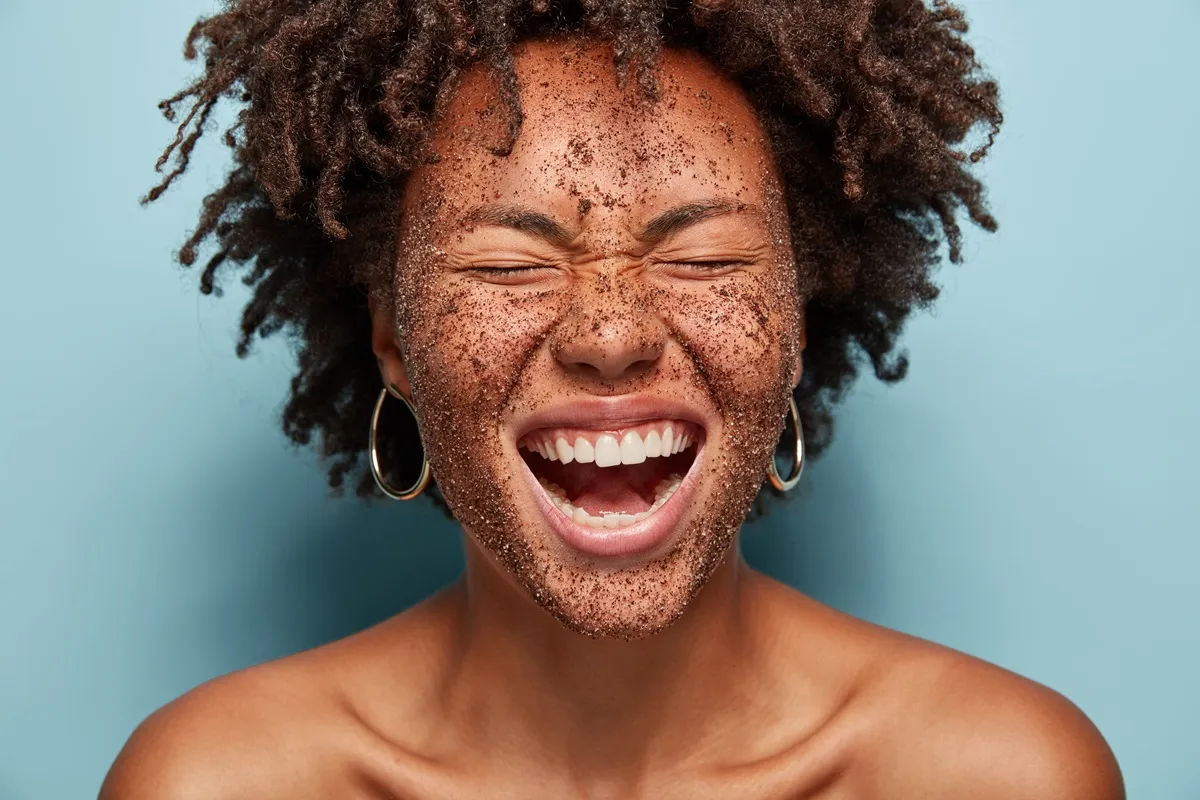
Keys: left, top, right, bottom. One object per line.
{"left": 522, "top": 422, "right": 696, "bottom": 466}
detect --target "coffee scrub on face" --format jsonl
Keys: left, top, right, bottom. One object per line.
{"left": 384, "top": 42, "right": 804, "bottom": 637}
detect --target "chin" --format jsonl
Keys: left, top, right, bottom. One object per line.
{"left": 449, "top": 394, "right": 765, "bottom": 639}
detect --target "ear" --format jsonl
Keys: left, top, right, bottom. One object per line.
{"left": 790, "top": 320, "right": 807, "bottom": 389}
{"left": 369, "top": 295, "right": 412, "bottom": 399}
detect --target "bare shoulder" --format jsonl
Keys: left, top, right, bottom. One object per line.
{"left": 99, "top": 655, "right": 358, "bottom": 800}
{"left": 99, "top": 593, "right": 456, "bottom": 800}
{"left": 749, "top": 580, "right": 1121, "bottom": 799}
{"left": 855, "top": 635, "right": 1125, "bottom": 800}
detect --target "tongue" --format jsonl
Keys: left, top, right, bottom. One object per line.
{"left": 572, "top": 473, "right": 652, "bottom": 516}
{"left": 532, "top": 458, "right": 671, "bottom": 516}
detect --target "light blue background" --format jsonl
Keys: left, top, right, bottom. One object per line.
{"left": 1, "top": 1, "right": 1197, "bottom": 797}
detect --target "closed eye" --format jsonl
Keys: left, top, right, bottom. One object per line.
{"left": 671, "top": 260, "right": 745, "bottom": 269}
{"left": 467, "top": 264, "right": 560, "bottom": 285}
{"left": 654, "top": 259, "right": 751, "bottom": 277}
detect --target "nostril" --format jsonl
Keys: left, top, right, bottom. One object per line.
{"left": 566, "top": 356, "right": 658, "bottom": 381}
{"left": 622, "top": 356, "right": 659, "bottom": 378}
{"left": 554, "top": 340, "right": 663, "bottom": 381}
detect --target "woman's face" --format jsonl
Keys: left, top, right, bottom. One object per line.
{"left": 380, "top": 39, "right": 803, "bottom": 638}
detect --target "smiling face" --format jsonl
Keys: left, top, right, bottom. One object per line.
{"left": 376, "top": 38, "right": 803, "bottom": 638}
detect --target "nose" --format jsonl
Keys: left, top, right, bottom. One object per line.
{"left": 550, "top": 275, "right": 666, "bottom": 382}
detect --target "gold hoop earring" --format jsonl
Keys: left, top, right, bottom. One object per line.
{"left": 767, "top": 396, "right": 805, "bottom": 492}
{"left": 369, "top": 384, "right": 431, "bottom": 501}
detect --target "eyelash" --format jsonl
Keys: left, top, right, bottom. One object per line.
{"left": 466, "top": 260, "right": 748, "bottom": 282}
{"left": 470, "top": 265, "right": 550, "bottom": 275}
{"left": 466, "top": 265, "right": 558, "bottom": 285}
{"left": 667, "top": 260, "right": 743, "bottom": 270}
{"left": 656, "top": 260, "right": 749, "bottom": 277}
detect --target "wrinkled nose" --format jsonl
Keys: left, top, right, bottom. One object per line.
{"left": 550, "top": 277, "right": 666, "bottom": 382}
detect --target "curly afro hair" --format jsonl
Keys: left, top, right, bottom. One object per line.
{"left": 147, "top": 0, "right": 1001, "bottom": 510}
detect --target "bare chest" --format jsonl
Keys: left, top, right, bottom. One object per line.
{"left": 349, "top": 742, "right": 856, "bottom": 800}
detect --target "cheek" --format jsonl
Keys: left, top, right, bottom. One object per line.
{"left": 655, "top": 271, "right": 800, "bottom": 403}
{"left": 401, "top": 276, "right": 565, "bottom": 417}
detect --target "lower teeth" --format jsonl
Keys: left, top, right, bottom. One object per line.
{"left": 537, "top": 475, "right": 684, "bottom": 529}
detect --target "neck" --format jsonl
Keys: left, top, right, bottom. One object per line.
{"left": 438, "top": 536, "right": 777, "bottom": 779}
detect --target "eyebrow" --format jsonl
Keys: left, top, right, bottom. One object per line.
{"left": 461, "top": 198, "right": 759, "bottom": 247}
{"left": 463, "top": 204, "right": 575, "bottom": 247}
{"left": 639, "top": 199, "right": 755, "bottom": 241}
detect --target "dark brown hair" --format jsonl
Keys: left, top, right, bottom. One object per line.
{"left": 148, "top": 0, "right": 1001, "bottom": 509}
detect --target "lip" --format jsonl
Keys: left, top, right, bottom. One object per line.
{"left": 511, "top": 394, "right": 711, "bottom": 559}
{"left": 512, "top": 395, "right": 709, "bottom": 440}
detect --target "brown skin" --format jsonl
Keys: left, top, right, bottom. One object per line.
{"left": 389, "top": 39, "right": 802, "bottom": 640}
{"left": 101, "top": 41, "right": 1123, "bottom": 800}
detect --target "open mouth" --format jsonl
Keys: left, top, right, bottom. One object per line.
{"left": 519, "top": 420, "right": 703, "bottom": 531}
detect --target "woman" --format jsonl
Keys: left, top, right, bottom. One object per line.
{"left": 102, "top": 1, "right": 1123, "bottom": 797}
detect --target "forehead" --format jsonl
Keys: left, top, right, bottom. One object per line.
{"left": 407, "top": 38, "right": 780, "bottom": 223}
